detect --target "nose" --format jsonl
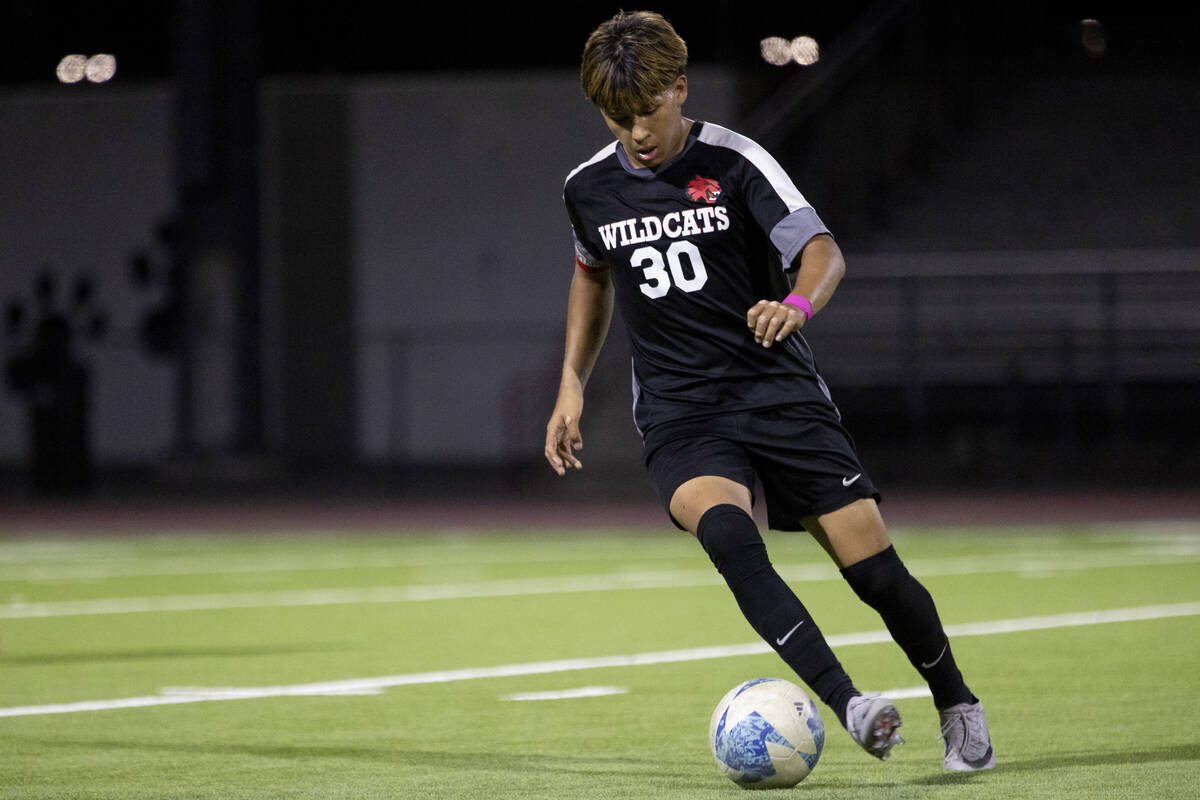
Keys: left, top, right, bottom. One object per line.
{"left": 631, "top": 117, "right": 651, "bottom": 143}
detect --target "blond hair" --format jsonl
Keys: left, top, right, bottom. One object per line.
{"left": 580, "top": 11, "right": 688, "bottom": 118}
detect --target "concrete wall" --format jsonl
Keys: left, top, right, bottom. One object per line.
{"left": 0, "top": 68, "right": 738, "bottom": 470}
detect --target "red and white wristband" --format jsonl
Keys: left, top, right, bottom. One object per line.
{"left": 782, "top": 294, "right": 814, "bottom": 321}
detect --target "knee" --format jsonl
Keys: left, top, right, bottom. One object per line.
{"left": 696, "top": 504, "right": 768, "bottom": 586}
{"left": 840, "top": 545, "right": 909, "bottom": 606}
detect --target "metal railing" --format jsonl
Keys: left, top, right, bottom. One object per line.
{"left": 372, "top": 248, "right": 1199, "bottom": 463}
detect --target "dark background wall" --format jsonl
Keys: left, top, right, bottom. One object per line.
{"left": 1, "top": 0, "right": 1196, "bottom": 503}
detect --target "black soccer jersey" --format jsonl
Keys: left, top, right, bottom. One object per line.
{"left": 563, "top": 121, "right": 837, "bottom": 436}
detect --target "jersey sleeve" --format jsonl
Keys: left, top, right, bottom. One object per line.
{"left": 699, "top": 123, "right": 831, "bottom": 271}
{"left": 741, "top": 151, "right": 830, "bottom": 270}
{"left": 770, "top": 206, "right": 830, "bottom": 271}
{"left": 572, "top": 233, "right": 609, "bottom": 273}
{"left": 563, "top": 183, "right": 610, "bottom": 273}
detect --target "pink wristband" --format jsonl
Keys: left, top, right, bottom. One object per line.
{"left": 782, "top": 294, "right": 813, "bottom": 320}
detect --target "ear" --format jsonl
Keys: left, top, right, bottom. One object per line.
{"left": 673, "top": 74, "right": 688, "bottom": 107}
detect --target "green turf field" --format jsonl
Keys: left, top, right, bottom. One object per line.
{"left": 2, "top": 516, "right": 1198, "bottom": 798}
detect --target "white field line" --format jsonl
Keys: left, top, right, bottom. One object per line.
{"left": 0, "top": 571, "right": 735, "bottom": 619}
{"left": 4, "top": 549, "right": 1200, "bottom": 619}
{"left": 2, "top": 528, "right": 1196, "bottom": 582}
{"left": 880, "top": 686, "right": 933, "bottom": 700}
{"left": 1, "top": 602, "right": 1196, "bottom": 718}
{"left": 500, "top": 686, "right": 629, "bottom": 702}
{"left": 0, "top": 546, "right": 696, "bottom": 582}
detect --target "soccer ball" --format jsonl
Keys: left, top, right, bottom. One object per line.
{"left": 709, "top": 678, "right": 825, "bottom": 789}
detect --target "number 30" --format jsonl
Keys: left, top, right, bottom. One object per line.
{"left": 631, "top": 241, "right": 708, "bottom": 299}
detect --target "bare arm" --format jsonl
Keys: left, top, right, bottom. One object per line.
{"left": 544, "top": 265, "right": 615, "bottom": 475}
{"left": 746, "top": 233, "right": 845, "bottom": 347}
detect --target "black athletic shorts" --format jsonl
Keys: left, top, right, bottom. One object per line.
{"left": 642, "top": 403, "right": 881, "bottom": 532}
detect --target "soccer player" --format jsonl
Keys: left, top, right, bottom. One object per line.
{"left": 544, "top": 11, "right": 994, "bottom": 771}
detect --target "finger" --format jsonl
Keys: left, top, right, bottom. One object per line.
{"left": 773, "top": 313, "right": 799, "bottom": 341}
{"left": 753, "top": 301, "right": 780, "bottom": 343}
{"left": 560, "top": 416, "right": 583, "bottom": 469}
{"left": 766, "top": 304, "right": 806, "bottom": 345}
{"left": 559, "top": 441, "right": 582, "bottom": 469}
{"left": 545, "top": 439, "right": 566, "bottom": 475}
{"left": 764, "top": 304, "right": 803, "bottom": 347}
{"left": 564, "top": 438, "right": 583, "bottom": 470}
{"left": 545, "top": 419, "right": 569, "bottom": 474}
{"left": 746, "top": 300, "right": 769, "bottom": 329}
{"left": 771, "top": 308, "right": 800, "bottom": 342}
{"left": 760, "top": 314, "right": 784, "bottom": 347}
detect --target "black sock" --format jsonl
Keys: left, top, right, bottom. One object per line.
{"left": 841, "top": 545, "right": 974, "bottom": 708}
{"left": 697, "top": 504, "right": 859, "bottom": 727}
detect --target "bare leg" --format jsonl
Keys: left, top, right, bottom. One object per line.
{"left": 802, "top": 498, "right": 892, "bottom": 568}
{"left": 668, "top": 475, "right": 752, "bottom": 534}
{"left": 811, "top": 498, "right": 975, "bottom": 710}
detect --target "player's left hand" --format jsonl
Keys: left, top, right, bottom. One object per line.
{"left": 746, "top": 299, "right": 805, "bottom": 348}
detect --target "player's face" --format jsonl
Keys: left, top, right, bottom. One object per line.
{"left": 602, "top": 75, "right": 691, "bottom": 170}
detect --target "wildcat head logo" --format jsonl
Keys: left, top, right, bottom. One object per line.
{"left": 686, "top": 175, "right": 722, "bottom": 204}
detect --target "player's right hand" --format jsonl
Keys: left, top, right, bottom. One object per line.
{"left": 545, "top": 406, "right": 584, "bottom": 476}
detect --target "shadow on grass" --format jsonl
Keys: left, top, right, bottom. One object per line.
{"left": 911, "top": 743, "right": 1200, "bottom": 785}
{"left": 29, "top": 737, "right": 1199, "bottom": 790}
{"left": 21, "top": 736, "right": 706, "bottom": 782}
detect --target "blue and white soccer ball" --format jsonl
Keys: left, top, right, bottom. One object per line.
{"left": 709, "top": 678, "right": 825, "bottom": 789}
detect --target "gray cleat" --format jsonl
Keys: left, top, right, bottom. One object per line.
{"left": 846, "top": 693, "right": 904, "bottom": 761}
{"left": 939, "top": 700, "right": 996, "bottom": 771}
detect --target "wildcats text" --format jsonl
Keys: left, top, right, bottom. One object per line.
{"left": 598, "top": 206, "right": 730, "bottom": 250}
